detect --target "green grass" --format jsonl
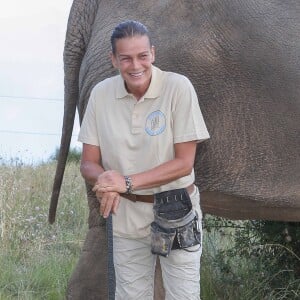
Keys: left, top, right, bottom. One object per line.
{"left": 1, "top": 161, "right": 299, "bottom": 299}
{"left": 0, "top": 161, "right": 88, "bottom": 299}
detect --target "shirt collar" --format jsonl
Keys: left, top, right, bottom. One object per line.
{"left": 116, "top": 65, "right": 162, "bottom": 100}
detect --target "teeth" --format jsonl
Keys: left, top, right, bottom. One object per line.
{"left": 130, "top": 72, "right": 143, "bottom": 77}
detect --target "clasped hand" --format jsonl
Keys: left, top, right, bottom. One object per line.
{"left": 92, "top": 170, "right": 127, "bottom": 218}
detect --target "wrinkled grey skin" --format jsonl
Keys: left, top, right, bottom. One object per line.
{"left": 48, "top": 0, "right": 300, "bottom": 299}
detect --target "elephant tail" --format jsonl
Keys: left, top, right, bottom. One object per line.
{"left": 48, "top": 103, "right": 77, "bottom": 224}
{"left": 48, "top": 0, "right": 99, "bottom": 224}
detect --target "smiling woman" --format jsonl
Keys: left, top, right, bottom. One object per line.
{"left": 111, "top": 36, "right": 155, "bottom": 100}
{"left": 75, "top": 20, "right": 209, "bottom": 300}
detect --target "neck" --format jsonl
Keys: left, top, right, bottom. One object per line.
{"left": 125, "top": 82, "right": 149, "bottom": 101}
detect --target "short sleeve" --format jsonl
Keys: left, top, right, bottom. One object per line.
{"left": 172, "top": 76, "right": 210, "bottom": 144}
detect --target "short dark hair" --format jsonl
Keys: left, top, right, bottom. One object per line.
{"left": 110, "top": 20, "right": 152, "bottom": 54}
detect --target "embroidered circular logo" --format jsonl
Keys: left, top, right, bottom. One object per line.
{"left": 145, "top": 110, "right": 166, "bottom": 136}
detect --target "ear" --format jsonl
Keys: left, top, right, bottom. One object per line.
{"left": 150, "top": 46, "right": 155, "bottom": 63}
{"left": 110, "top": 51, "right": 118, "bottom": 69}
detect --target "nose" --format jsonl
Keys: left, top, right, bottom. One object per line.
{"left": 131, "top": 57, "right": 140, "bottom": 69}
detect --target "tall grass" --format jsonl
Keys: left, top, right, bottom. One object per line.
{"left": 0, "top": 161, "right": 88, "bottom": 299}
{"left": 1, "top": 161, "right": 299, "bottom": 299}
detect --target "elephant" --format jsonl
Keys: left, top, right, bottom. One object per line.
{"left": 48, "top": 0, "right": 300, "bottom": 299}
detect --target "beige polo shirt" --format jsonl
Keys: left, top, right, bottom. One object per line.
{"left": 78, "top": 65, "right": 209, "bottom": 238}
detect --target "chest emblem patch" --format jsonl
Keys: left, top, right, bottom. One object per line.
{"left": 145, "top": 110, "right": 166, "bottom": 136}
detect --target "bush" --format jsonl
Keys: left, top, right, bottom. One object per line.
{"left": 202, "top": 216, "right": 300, "bottom": 299}
{"left": 49, "top": 147, "right": 82, "bottom": 163}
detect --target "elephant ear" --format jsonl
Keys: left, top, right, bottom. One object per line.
{"left": 48, "top": 0, "right": 98, "bottom": 224}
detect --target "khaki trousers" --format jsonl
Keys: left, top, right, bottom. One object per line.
{"left": 113, "top": 188, "right": 202, "bottom": 300}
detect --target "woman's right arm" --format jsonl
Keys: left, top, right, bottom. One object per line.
{"left": 80, "top": 143, "right": 120, "bottom": 218}
{"left": 80, "top": 143, "right": 105, "bottom": 186}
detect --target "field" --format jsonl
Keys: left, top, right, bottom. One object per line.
{"left": 0, "top": 162, "right": 87, "bottom": 299}
{"left": 0, "top": 161, "right": 299, "bottom": 299}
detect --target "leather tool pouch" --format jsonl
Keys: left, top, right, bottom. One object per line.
{"left": 150, "top": 188, "right": 201, "bottom": 257}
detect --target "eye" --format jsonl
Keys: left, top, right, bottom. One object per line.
{"left": 140, "top": 54, "right": 149, "bottom": 60}
{"left": 119, "top": 56, "right": 130, "bottom": 62}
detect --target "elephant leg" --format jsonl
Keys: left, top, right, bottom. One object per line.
{"left": 67, "top": 225, "right": 165, "bottom": 300}
{"left": 67, "top": 226, "right": 109, "bottom": 300}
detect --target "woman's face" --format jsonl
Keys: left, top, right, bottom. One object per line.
{"left": 111, "top": 35, "right": 155, "bottom": 99}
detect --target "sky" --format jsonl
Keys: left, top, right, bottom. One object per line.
{"left": 0, "top": 0, "right": 80, "bottom": 165}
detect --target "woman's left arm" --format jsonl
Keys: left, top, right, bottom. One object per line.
{"left": 94, "top": 140, "right": 197, "bottom": 193}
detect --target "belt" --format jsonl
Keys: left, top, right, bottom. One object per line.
{"left": 121, "top": 184, "right": 195, "bottom": 203}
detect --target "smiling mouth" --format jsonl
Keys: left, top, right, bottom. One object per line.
{"left": 129, "top": 71, "right": 144, "bottom": 78}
